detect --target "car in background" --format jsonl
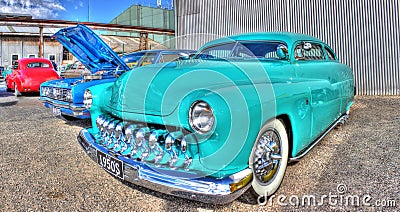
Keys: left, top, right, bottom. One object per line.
{"left": 5, "top": 58, "right": 60, "bottom": 96}
{"left": 60, "top": 61, "right": 91, "bottom": 78}
{"left": 79, "top": 32, "right": 354, "bottom": 204}
{"left": 1, "top": 67, "right": 12, "bottom": 81}
{"left": 40, "top": 24, "right": 131, "bottom": 120}
{"left": 121, "top": 52, "right": 145, "bottom": 68}
{"left": 40, "top": 24, "right": 194, "bottom": 120}
{"left": 0, "top": 66, "right": 4, "bottom": 79}
{"left": 122, "top": 49, "right": 195, "bottom": 69}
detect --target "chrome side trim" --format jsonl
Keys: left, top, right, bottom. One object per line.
{"left": 289, "top": 114, "right": 349, "bottom": 162}
{"left": 77, "top": 129, "right": 252, "bottom": 204}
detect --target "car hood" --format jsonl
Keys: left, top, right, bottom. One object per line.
{"left": 41, "top": 78, "right": 83, "bottom": 89}
{"left": 53, "top": 24, "right": 130, "bottom": 75}
{"left": 108, "top": 59, "right": 279, "bottom": 116}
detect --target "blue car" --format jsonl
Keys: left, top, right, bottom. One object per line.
{"left": 40, "top": 24, "right": 131, "bottom": 120}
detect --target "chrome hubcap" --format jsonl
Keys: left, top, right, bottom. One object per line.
{"left": 253, "top": 129, "right": 282, "bottom": 184}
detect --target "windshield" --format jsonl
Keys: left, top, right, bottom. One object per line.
{"left": 137, "top": 52, "right": 158, "bottom": 67}
{"left": 122, "top": 53, "right": 145, "bottom": 63}
{"left": 196, "top": 41, "right": 287, "bottom": 60}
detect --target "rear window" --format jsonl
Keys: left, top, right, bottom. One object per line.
{"left": 27, "top": 62, "right": 51, "bottom": 68}
{"left": 294, "top": 42, "right": 325, "bottom": 60}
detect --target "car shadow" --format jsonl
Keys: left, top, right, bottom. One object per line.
{"left": 117, "top": 179, "right": 230, "bottom": 210}
{"left": 63, "top": 118, "right": 92, "bottom": 128}
{"left": 0, "top": 90, "right": 18, "bottom": 106}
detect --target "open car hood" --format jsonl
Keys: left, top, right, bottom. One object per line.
{"left": 53, "top": 24, "right": 130, "bottom": 75}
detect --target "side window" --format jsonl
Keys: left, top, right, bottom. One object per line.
{"left": 325, "top": 47, "right": 336, "bottom": 60}
{"left": 159, "top": 54, "right": 179, "bottom": 63}
{"left": 294, "top": 42, "right": 325, "bottom": 60}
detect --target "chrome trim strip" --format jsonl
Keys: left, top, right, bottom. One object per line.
{"left": 70, "top": 105, "right": 86, "bottom": 111}
{"left": 40, "top": 99, "right": 86, "bottom": 111}
{"left": 289, "top": 114, "right": 349, "bottom": 162}
{"left": 77, "top": 129, "right": 252, "bottom": 204}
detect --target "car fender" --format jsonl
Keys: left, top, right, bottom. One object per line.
{"left": 87, "top": 82, "right": 115, "bottom": 133}
{"left": 177, "top": 83, "right": 274, "bottom": 173}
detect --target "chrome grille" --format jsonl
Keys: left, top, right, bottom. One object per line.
{"left": 95, "top": 115, "right": 196, "bottom": 171}
{"left": 42, "top": 86, "right": 72, "bottom": 102}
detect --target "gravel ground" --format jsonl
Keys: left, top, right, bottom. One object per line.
{"left": 0, "top": 94, "right": 398, "bottom": 211}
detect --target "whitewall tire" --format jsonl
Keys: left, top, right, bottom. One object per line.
{"left": 249, "top": 119, "right": 289, "bottom": 197}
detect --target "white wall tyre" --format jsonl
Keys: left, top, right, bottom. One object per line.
{"left": 248, "top": 118, "right": 289, "bottom": 198}
{"left": 14, "top": 83, "right": 21, "bottom": 97}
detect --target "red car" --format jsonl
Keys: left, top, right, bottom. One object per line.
{"left": 6, "top": 58, "right": 61, "bottom": 96}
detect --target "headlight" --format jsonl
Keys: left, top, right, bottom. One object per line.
{"left": 66, "top": 90, "right": 72, "bottom": 102}
{"left": 83, "top": 89, "right": 92, "bottom": 109}
{"left": 189, "top": 101, "right": 215, "bottom": 134}
{"left": 42, "top": 87, "right": 50, "bottom": 96}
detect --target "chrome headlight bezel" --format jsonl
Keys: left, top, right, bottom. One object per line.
{"left": 42, "top": 87, "right": 50, "bottom": 96}
{"left": 188, "top": 101, "right": 215, "bottom": 134}
{"left": 66, "top": 89, "right": 73, "bottom": 102}
{"left": 83, "top": 89, "right": 92, "bottom": 109}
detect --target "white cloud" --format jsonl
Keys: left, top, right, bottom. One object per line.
{"left": 78, "top": 1, "right": 83, "bottom": 7}
{"left": 0, "top": 0, "right": 66, "bottom": 19}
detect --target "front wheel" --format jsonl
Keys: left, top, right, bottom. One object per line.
{"left": 248, "top": 119, "right": 289, "bottom": 198}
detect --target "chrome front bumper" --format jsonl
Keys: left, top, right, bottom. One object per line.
{"left": 40, "top": 98, "right": 90, "bottom": 118}
{"left": 77, "top": 128, "right": 252, "bottom": 204}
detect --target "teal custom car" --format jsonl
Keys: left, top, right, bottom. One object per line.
{"left": 78, "top": 32, "right": 354, "bottom": 204}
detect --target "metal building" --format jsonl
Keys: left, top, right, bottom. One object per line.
{"left": 110, "top": 5, "right": 176, "bottom": 49}
{"left": 0, "top": 27, "right": 63, "bottom": 68}
{"left": 174, "top": 0, "right": 400, "bottom": 95}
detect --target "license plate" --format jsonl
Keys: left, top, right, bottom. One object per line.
{"left": 97, "top": 150, "right": 123, "bottom": 179}
{"left": 52, "top": 107, "right": 61, "bottom": 116}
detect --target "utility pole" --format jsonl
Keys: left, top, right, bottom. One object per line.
{"left": 39, "top": 26, "right": 43, "bottom": 58}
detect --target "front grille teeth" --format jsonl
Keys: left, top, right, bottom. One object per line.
{"left": 42, "top": 86, "right": 72, "bottom": 102}
{"left": 95, "top": 115, "right": 196, "bottom": 170}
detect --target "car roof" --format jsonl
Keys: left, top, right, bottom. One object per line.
{"left": 18, "top": 58, "right": 52, "bottom": 63}
{"left": 200, "top": 32, "right": 324, "bottom": 50}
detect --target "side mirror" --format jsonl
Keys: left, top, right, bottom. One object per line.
{"left": 179, "top": 53, "right": 190, "bottom": 60}
{"left": 276, "top": 44, "right": 289, "bottom": 60}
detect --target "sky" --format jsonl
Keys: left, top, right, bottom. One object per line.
{"left": 0, "top": 0, "right": 173, "bottom": 23}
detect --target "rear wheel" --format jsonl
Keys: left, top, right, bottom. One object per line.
{"left": 6, "top": 80, "right": 12, "bottom": 92}
{"left": 14, "top": 84, "right": 21, "bottom": 96}
{"left": 248, "top": 119, "right": 289, "bottom": 199}
{"left": 5, "top": 79, "right": 11, "bottom": 92}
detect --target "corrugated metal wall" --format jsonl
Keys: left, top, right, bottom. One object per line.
{"left": 175, "top": 0, "right": 400, "bottom": 95}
